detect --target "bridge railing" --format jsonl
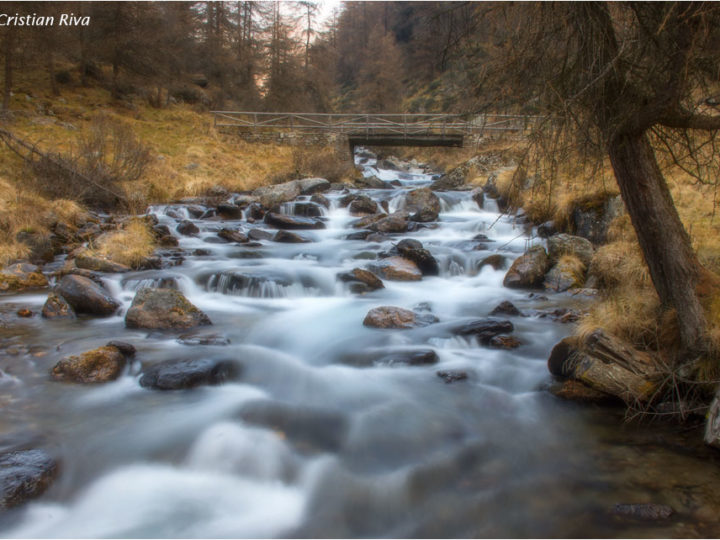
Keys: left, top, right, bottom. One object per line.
{"left": 211, "top": 111, "right": 540, "bottom": 137}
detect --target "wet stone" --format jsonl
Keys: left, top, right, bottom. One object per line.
{"left": 274, "top": 230, "right": 311, "bottom": 243}
{"left": 125, "top": 288, "right": 211, "bottom": 330}
{"left": 264, "top": 212, "right": 325, "bottom": 230}
{"left": 51, "top": 345, "right": 127, "bottom": 383}
{"left": 176, "top": 220, "right": 199, "bottom": 236}
{"left": 437, "top": 370, "right": 468, "bottom": 384}
{"left": 248, "top": 229, "right": 274, "bottom": 241}
{"left": 452, "top": 318, "right": 514, "bottom": 344}
{"left": 217, "top": 228, "right": 248, "bottom": 243}
{"left": 612, "top": 503, "right": 674, "bottom": 520}
{"left": 55, "top": 275, "right": 120, "bottom": 317}
{"left": 139, "top": 358, "right": 241, "bottom": 390}
{"left": 489, "top": 335, "right": 521, "bottom": 349}
{"left": 177, "top": 333, "right": 231, "bottom": 346}
{"left": 0, "top": 449, "right": 58, "bottom": 510}
{"left": 490, "top": 301, "right": 523, "bottom": 317}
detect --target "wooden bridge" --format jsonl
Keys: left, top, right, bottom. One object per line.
{"left": 211, "top": 112, "right": 540, "bottom": 150}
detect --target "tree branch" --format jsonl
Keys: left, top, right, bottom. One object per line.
{"left": 658, "top": 110, "right": 720, "bottom": 130}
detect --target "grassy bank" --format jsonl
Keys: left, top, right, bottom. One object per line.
{"left": 0, "top": 77, "right": 355, "bottom": 265}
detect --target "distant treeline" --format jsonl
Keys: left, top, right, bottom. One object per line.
{"left": 0, "top": 1, "right": 489, "bottom": 113}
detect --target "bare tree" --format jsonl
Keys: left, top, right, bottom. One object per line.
{"left": 479, "top": 2, "right": 720, "bottom": 364}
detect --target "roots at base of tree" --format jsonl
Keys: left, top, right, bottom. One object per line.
{"left": 548, "top": 328, "right": 715, "bottom": 428}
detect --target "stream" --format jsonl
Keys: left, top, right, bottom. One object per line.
{"left": 0, "top": 149, "right": 719, "bottom": 538}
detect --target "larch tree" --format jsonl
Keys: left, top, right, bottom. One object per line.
{"left": 480, "top": 2, "right": 720, "bottom": 364}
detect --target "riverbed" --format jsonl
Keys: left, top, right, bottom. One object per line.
{"left": 0, "top": 150, "right": 719, "bottom": 538}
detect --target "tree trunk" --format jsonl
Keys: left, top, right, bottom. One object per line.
{"left": 47, "top": 51, "right": 59, "bottom": 96}
{"left": 2, "top": 27, "right": 13, "bottom": 112}
{"left": 607, "top": 131, "right": 708, "bottom": 359}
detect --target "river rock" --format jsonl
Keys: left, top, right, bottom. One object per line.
{"left": 16, "top": 308, "right": 32, "bottom": 318}
{"left": 246, "top": 202, "right": 266, "bottom": 221}
{"left": 544, "top": 258, "right": 586, "bottom": 292}
{"left": 296, "top": 177, "right": 331, "bottom": 195}
{"left": 176, "top": 220, "right": 199, "bottom": 236}
{"left": 396, "top": 239, "right": 439, "bottom": 276}
{"left": 216, "top": 203, "right": 243, "bottom": 219}
{"left": 139, "top": 358, "right": 241, "bottom": 390}
{"left": 489, "top": 335, "right": 521, "bottom": 349}
{"left": 452, "top": 318, "right": 514, "bottom": 344}
{"left": 471, "top": 188, "right": 485, "bottom": 209}
{"left": 612, "top": 503, "right": 674, "bottom": 520}
{"left": 239, "top": 400, "right": 348, "bottom": 452}
{"left": 547, "top": 234, "right": 594, "bottom": 266}
{"left": 363, "top": 306, "right": 418, "bottom": 329}
{"left": 273, "top": 230, "right": 311, "bottom": 243}
{"left": 244, "top": 229, "right": 271, "bottom": 242}
{"left": 370, "top": 256, "right": 422, "bottom": 281}
{"left": 355, "top": 175, "right": 389, "bottom": 189}
{"left": 569, "top": 194, "right": 624, "bottom": 244}
{"left": 0, "top": 263, "right": 48, "bottom": 292}
{"left": 289, "top": 202, "right": 324, "bottom": 218}
{"left": 370, "top": 212, "right": 410, "bottom": 233}
{"left": 51, "top": 345, "right": 128, "bottom": 383}
{"left": 352, "top": 213, "right": 385, "bottom": 229}
{"left": 340, "top": 349, "right": 439, "bottom": 367}
{"left": 337, "top": 268, "right": 384, "bottom": 293}
{"left": 503, "top": 246, "right": 550, "bottom": 288}
{"left": 75, "top": 254, "right": 131, "bottom": 273}
{"left": 177, "top": 333, "right": 231, "bottom": 346}
{"left": 216, "top": 228, "right": 247, "bottom": 243}
{"left": 490, "top": 300, "right": 522, "bottom": 317}
{"left": 437, "top": 370, "right": 468, "bottom": 383}
{"left": 264, "top": 212, "right": 325, "bottom": 230}
{"left": 55, "top": 275, "right": 120, "bottom": 316}
{"left": 405, "top": 188, "right": 441, "bottom": 222}
{"left": 41, "top": 292, "right": 76, "bottom": 319}
{"left": 431, "top": 164, "right": 467, "bottom": 190}
{"left": 537, "top": 221, "right": 557, "bottom": 238}
{"left": 0, "top": 449, "right": 58, "bottom": 509}
{"left": 125, "top": 288, "right": 211, "bottom": 330}
{"left": 310, "top": 194, "right": 330, "bottom": 208}
{"left": 253, "top": 181, "right": 301, "bottom": 208}
{"left": 349, "top": 196, "right": 379, "bottom": 216}
{"left": 478, "top": 254, "right": 506, "bottom": 271}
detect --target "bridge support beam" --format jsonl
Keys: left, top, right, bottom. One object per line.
{"left": 346, "top": 134, "right": 464, "bottom": 155}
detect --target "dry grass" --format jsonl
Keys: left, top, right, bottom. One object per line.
{"left": 90, "top": 219, "right": 156, "bottom": 268}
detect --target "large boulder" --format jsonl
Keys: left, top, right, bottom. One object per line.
{"left": 51, "top": 344, "right": 131, "bottom": 383}
{"left": 139, "top": 358, "right": 241, "bottom": 390}
{"left": 55, "top": 275, "right": 120, "bottom": 316}
{"left": 0, "top": 449, "right": 58, "bottom": 509}
{"left": 503, "top": 246, "right": 550, "bottom": 289}
{"left": 253, "top": 182, "right": 301, "bottom": 208}
{"left": 405, "top": 188, "right": 441, "bottom": 222}
{"left": 547, "top": 234, "right": 594, "bottom": 266}
{"left": 263, "top": 212, "right": 325, "bottom": 230}
{"left": 295, "top": 177, "right": 331, "bottom": 195}
{"left": 370, "top": 256, "right": 422, "bottom": 281}
{"left": 176, "top": 220, "right": 199, "bottom": 236}
{"left": 0, "top": 263, "right": 48, "bottom": 292}
{"left": 125, "top": 288, "right": 211, "bottom": 330}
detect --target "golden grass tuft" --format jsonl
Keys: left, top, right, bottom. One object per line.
{"left": 91, "top": 219, "right": 156, "bottom": 268}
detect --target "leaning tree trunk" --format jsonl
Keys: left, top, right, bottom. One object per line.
{"left": 607, "top": 131, "right": 707, "bottom": 360}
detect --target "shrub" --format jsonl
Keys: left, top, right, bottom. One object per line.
{"left": 27, "top": 115, "right": 152, "bottom": 210}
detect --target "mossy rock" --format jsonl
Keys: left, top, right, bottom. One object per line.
{"left": 125, "top": 288, "right": 211, "bottom": 330}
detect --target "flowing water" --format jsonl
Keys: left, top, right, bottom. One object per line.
{"left": 0, "top": 150, "right": 719, "bottom": 538}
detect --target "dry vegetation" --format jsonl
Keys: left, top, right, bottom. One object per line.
{"left": 88, "top": 219, "right": 157, "bottom": 268}
{"left": 0, "top": 69, "right": 355, "bottom": 266}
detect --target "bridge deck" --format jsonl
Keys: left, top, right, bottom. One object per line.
{"left": 211, "top": 112, "right": 540, "bottom": 149}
